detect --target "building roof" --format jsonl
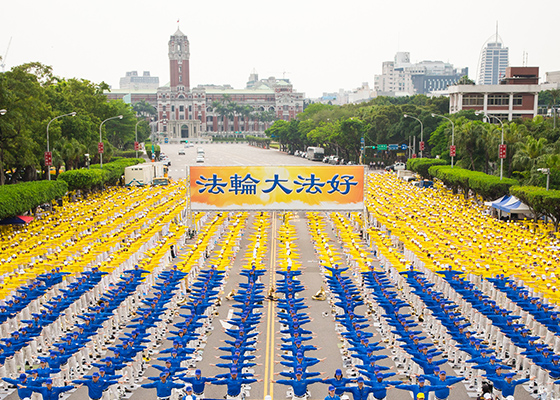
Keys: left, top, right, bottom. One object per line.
{"left": 205, "top": 88, "right": 275, "bottom": 95}
{"left": 174, "top": 28, "right": 185, "bottom": 37}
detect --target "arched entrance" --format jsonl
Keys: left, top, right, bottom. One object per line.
{"left": 181, "top": 125, "right": 189, "bottom": 138}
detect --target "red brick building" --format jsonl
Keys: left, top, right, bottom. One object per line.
{"left": 156, "top": 29, "right": 304, "bottom": 142}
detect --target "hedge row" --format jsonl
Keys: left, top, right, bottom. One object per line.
{"left": 246, "top": 135, "right": 270, "bottom": 148}
{"left": 212, "top": 137, "right": 247, "bottom": 142}
{"left": 0, "top": 180, "right": 68, "bottom": 220}
{"left": 58, "top": 158, "right": 144, "bottom": 191}
{"left": 428, "top": 165, "right": 518, "bottom": 200}
{"left": 406, "top": 158, "right": 448, "bottom": 179}
{"left": 510, "top": 186, "right": 560, "bottom": 229}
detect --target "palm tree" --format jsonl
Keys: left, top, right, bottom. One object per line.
{"left": 547, "top": 88, "right": 560, "bottom": 129}
{"left": 513, "top": 135, "right": 549, "bottom": 174}
{"left": 503, "top": 122, "right": 526, "bottom": 178}
{"left": 60, "top": 138, "right": 86, "bottom": 170}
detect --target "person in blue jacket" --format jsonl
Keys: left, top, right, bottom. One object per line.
{"left": 339, "top": 377, "right": 377, "bottom": 400}
{"left": 29, "top": 378, "right": 74, "bottom": 400}
{"left": 394, "top": 376, "right": 436, "bottom": 399}
{"left": 213, "top": 369, "right": 259, "bottom": 399}
{"left": 272, "top": 371, "right": 323, "bottom": 398}
{"left": 73, "top": 372, "right": 119, "bottom": 400}
{"left": 321, "top": 369, "right": 354, "bottom": 395}
{"left": 423, "top": 370, "right": 464, "bottom": 400}
{"left": 141, "top": 372, "right": 185, "bottom": 399}
{"left": 3, "top": 373, "right": 35, "bottom": 400}
{"left": 488, "top": 372, "right": 531, "bottom": 398}
{"left": 324, "top": 385, "right": 340, "bottom": 400}
{"left": 178, "top": 369, "right": 215, "bottom": 397}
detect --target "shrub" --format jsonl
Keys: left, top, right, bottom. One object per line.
{"left": 510, "top": 185, "right": 560, "bottom": 230}
{"left": 407, "top": 158, "right": 447, "bottom": 179}
{"left": 0, "top": 180, "right": 68, "bottom": 219}
{"left": 428, "top": 165, "right": 518, "bottom": 200}
{"left": 58, "top": 158, "right": 144, "bottom": 191}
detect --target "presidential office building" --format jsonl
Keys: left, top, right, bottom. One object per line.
{"left": 156, "top": 28, "right": 305, "bottom": 142}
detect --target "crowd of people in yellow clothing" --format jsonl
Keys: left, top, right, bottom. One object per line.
{"left": 365, "top": 174, "right": 560, "bottom": 305}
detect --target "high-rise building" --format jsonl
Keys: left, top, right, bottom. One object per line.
{"left": 374, "top": 52, "right": 466, "bottom": 96}
{"left": 478, "top": 29, "right": 509, "bottom": 85}
{"left": 119, "top": 71, "right": 160, "bottom": 90}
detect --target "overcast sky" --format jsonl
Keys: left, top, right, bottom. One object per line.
{"left": 1, "top": 0, "right": 558, "bottom": 98}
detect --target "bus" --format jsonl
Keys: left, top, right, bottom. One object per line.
{"left": 306, "top": 147, "right": 325, "bottom": 161}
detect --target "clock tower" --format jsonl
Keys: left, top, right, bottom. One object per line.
{"left": 168, "top": 28, "right": 190, "bottom": 91}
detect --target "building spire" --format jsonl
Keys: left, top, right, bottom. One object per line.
{"left": 495, "top": 21, "right": 498, "bottom": 43}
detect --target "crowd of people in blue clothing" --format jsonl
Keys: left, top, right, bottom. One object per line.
{"left": 4, "top": 208, "right": 560, "bottom": 400}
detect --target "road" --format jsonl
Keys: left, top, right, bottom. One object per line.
{"left": 159, "top": 143, "right": 319, "bottom": 181}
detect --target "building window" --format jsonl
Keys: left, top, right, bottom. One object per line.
{"left": 163, "top": 125, "right": 167, "bottom": 132}
{"left": 189, "top": 105, "right": 192, "bottom": 112}
{"left": 163, "top": 105, "right": 166, "bottom": 112}
{"left": 180, "top": 114, "right": 184, "bottom": 120}
{"left": 171, "top": 105, "right": 175, "bottom": 112}
{"left": 179, "top": 75, "right": 182, "bottom": 82}
{"left": 179, "top": 65, "right": 182, "bottom": 73}
{"left": 179, "top": 105, "right": 184, "bottom": 112}
{"left": 488, "top": 94, "right": 509, "bottom": 106}
{"left": 462, "top": 95, "right": 483, "bottom": 106}
{"left": 513, "top": 95, "right": 523, "bottom": 106}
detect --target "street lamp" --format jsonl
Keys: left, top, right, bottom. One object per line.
{"left": 46, "top": 112, "right": 77, "bottom": 180}
{"left": 477, "top": 112, "right": 505, "bottom": 180}
{"left": 0, "top": 109, "right": 6, "bottom": 116}
{"left": 135, "top": 119, "right": 143, "bottom": 158}
{"left": 99, "top": 115, "right": 123, "bottom": 168}
{"left": 431, "top": 113, "right": 455, "bottom": 167}
{"left": 537, "top": 168, "right": 550, "bottom": 191}
{"left": 404, "top": 114, "right": 424, "bottom": 158}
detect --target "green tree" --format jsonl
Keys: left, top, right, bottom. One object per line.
{"left": 0, "top": 64, "right": 50, "bottom": 184}
{"left": 133, "top": 100, "right": 157, "bottom": 118}
{"left": 457, "top": 75, "right": 475, "bottom": 85}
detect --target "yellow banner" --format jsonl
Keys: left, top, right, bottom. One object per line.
{"left": 189, "top": 165, "right": 364, "bottom": 210}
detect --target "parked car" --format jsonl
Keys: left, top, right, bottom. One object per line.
{"left": 385, "top": 162, "right": 405, "bottom": 171}
{"left": 328, "top": 156, "right": 339, "bottom": 165}
{"left": 196, "top": 155, "right": 205, "bottom": 163}
{"left": 178, "top": 149, "right": 185, "bottom": 155}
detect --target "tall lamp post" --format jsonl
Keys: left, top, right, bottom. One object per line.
{"left": 46, "top": 112, "right": 77, "bottom": 180}
{"left": 538, "top": 168, "right": 550, "bottom": 191}
{"left": 404, "top": 114, "right": 423, "bottom": 158}
{"left": 135, "top": 119, "right": 143, "bottom": 158}
{"left": 431, "top": 113, "right": 455, "bottom": 167}
{"left": 477, "top": 112, "right": 505, "bottom": 180}
{"left": 99, "top": 115, "right": 123, "bottom": 168}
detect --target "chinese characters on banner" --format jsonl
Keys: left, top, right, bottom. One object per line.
{"left": 189, "top": 166, "right": 364, "bottom": 210}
